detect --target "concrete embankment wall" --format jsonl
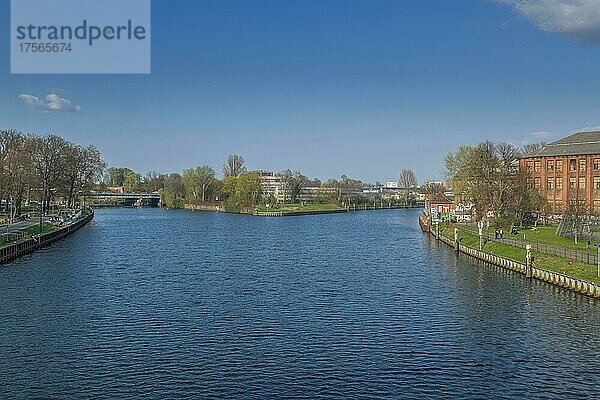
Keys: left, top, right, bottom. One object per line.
{"left": 0, "top": 211, "right": 94, "bottom": 265}
{"left": 424, "top": 217, "right": 600, "bottom": 299}
{"left": 255, "top": 209, "right": 348, "bottom": 217}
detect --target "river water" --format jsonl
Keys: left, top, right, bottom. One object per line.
{"left": 0, "top": 208, "right": 599, "bottom": 399}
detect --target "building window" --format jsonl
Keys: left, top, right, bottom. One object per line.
{"left": 579, "top": 177, "right": 586, "bottom": 190}
{"left": 594, "top": 159, "right": 600, "bottom": 171}
{"left": 527, "top": 179, "right": 533, "bottom": 189}
{"left": 595, "top": 177, "right": 600, "bottom": 191}
{"left": 556, "top": 160, "right": 563, "bottom": 172}
{"left": 526, "top": 161, "right": 533, "bottom": 173}
{"left": 534, "top": 177, "right": 541, "bottom": 189}
{"left": 547, "top": 178, "right": 554, "bottom": 190}
{"left": 547, "top": 160, "right": 555, "bottom": 173}
{"left": 534, "top": 161, "right": 541, "bottom": 173}
{"left": 570, "top": 159, "right": 577, "bottom": 172}
{"left": 556, "top": 177, "right": 563, "bottom": 190}
{"left": 569, "top": 178, "right": 576, "bottom": 189}
{"left": 579, "top": 159, "right": 587, "bottom": 172}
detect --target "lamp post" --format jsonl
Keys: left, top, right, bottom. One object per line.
{"left": 454, "top": 227, "right": 460, "bottom": 253}
{"left": 594, "top": 243, "right": 600, "bottom": 278}
{"left": 39, "top": 187, "right": 56, "bottom": 234}
{"left": 6, "top": 196, "right": 12, "bottom": 235}
{"left": 39, "top": 183, "right": 45, "bottom": 235}
{"left": 526, "top": 244, "right": 532, "bottom": 278}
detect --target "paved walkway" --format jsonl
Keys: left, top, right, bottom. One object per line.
{"left": 0, "top": 220, "right": 38, "bottom": 234}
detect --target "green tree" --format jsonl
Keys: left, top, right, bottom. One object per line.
{"left": 235, "top": 172, "right": 261, "bottom": 203}
{"left": 106, "top": 167, "right": 134, "bottom": 187}
{"left": 123, "top": 171, "right": 141, "bottom": 193}
{"left": 161, "top": 173, "right": 185, "bottom": 208}
{"left": 182, "top": 165, "right": 216, "bottom": 202}
{"left": 221, "top": 176, "right": 238, "bottom": 201}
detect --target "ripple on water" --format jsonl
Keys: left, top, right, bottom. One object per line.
{"left": 0, "top": 208, "right": 599, "bottom": 399}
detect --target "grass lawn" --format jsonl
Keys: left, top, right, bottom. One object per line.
{"left": 255, "top": 203, "right": 345, "bottom": 214}
{"left": 0, "top": 223, "right": 59, "bottom": 246}
{"left": 440, "top": 224, "right": 600, "bottom": 283}
{"left": 21, "top": 222, "right": 59, "bottom": 235}
{"left": 459, "top": 223, "right": 599, "bottom": 255}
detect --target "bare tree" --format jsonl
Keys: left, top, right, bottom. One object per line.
{"left": 423, "top": 182, "right": 445, "bottom": 201}
{"left": 223, "top": 155, "right": 247, "bottom": 178}
{"left": 399, "top": 169, "right": 418, "bottom": 205}
{"left": 1, "top": 131, "right": 35, "bottom": 215}
{"left": 444, "top": 141, "right": 547, "bottom": 226}
{"left": 566, "top": 187, "right": 588, "bottom": 244}
{"left": 0, "top": 130, "right": 105, "bottom": 214}
{"left": 31, "top": 135, "right": 69, "bottom": 214}
{"left": 143, "top": 171, "right": 164, "bottom": 192}
{"left": 280, "top": 170, "right": 308, "bottom": 204}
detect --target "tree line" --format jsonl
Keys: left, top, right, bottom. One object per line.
{"left": 444, "top": 141, "right": 547, "bottom": 227}
{"left": 105, "top": 154, "right": 421, "bottom": 209}
{"left": 0, "top": 130, "right": 105, "bottom": 216}
{"left": 1, "top": 129, "right": 424, "bottom": 214}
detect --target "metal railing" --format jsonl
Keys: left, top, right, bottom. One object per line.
{"left": 460, "top": 226, "right": 598, "bottom": 266}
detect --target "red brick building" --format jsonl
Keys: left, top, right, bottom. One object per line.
{"left": 428, "top": 193, "right": 455, "bottom": 215}
{"left": 519, "top": 130, "right": 600, "bottom": 213}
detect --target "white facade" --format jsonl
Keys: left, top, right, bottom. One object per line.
{"left": 258, "top": 171, "right": 284, "bottom": 202}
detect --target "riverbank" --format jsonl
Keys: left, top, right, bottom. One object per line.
{"left": 421, "top": 215, "right": 600, "bottom": 298}
{"left": 0, "top": 209, "right": 94, "bottom": 265}
{"left": 254, "top": 203, "right": 346, "bottom": 216}
{"left": 185, "top": 202, "right": 423, "bottom": 217}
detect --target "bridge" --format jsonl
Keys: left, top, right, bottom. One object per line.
{"left": 87, "top": 192, "right": 161, "bottom": 207}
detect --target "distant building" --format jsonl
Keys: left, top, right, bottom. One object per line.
{"left": 258, "top": 172, "right": 340, "bottom": 203}
{"left": 520, "top": 130, "right": 600, "bottom": 213}
{"left": 386, "top": 181, "right": 399, "bottom": 188}
{"left": 425, "top": 180, "right": 446, "bottom": 187}
{"left": 297, "top": 187, "right": 340, "bottom": 203}
{"left": 258, "top": 171, "right": 284, "bottom": 202}
{"left": 107, "top": 186, "right": 125, "bottom": 194}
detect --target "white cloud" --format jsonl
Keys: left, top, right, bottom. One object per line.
{"left": 18, "top": 93, "right": 82, "bottom": 113}
{"left": 498, "top": 0, "right": 600, "bottom": 43}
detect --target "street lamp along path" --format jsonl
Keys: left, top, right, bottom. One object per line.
{"left": 595, "top": 243, "right": 600, "bottom": 278}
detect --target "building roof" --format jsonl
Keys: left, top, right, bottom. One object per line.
{"left": 523, "top": 130, "right": 600, "bottom": 158}
{"left": 430, "top": 193, "right": 453, "bottom": 204}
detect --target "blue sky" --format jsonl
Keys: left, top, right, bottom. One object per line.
{"left": 2, "top": 0, "right": 600, "bottom": 183}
